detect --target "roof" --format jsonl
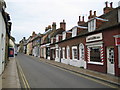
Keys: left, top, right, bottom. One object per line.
{"left": 55, "top": 6, "right": 120, "bottom": 44}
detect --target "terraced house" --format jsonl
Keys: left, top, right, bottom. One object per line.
{"left": 32, "top": 33, "right": 42, "bottom": 57}
{"left": 51, "top": 2, "right": 120, "bottom": 76}
{"left": 0, "top": 0, "right": 12, "bottom": 74}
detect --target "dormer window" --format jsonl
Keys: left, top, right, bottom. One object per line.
{"left": 118, "top": 8, "right": 120, "bottom": 22}
{"left": 72, "top": 26, "right": 87, "bottom": 37}
{"left": 72, "top": 27, "right": 77, "bottom": 37}
{"left": 56, "top": 35, "right": 59, "bottom": 42}
{"left": 88, "top": 19, "right": 96, "bottom": 32}
{"left": 62, "top": 31, "right": 66, "bottom": 40}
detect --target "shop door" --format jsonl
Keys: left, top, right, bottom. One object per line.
{"left": 107, "top": 47, "right": 115, "bottom": 75}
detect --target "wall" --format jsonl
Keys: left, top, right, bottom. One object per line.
{"left": 0, "top": 12, "right": 6, "bottom": 74}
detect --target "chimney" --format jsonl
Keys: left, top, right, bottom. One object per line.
{"left": 32, "top": 31, "right": 36, "bottom": 37}
{"left": 110, "top": 2, "right": 113, "bottom": 8}
{"left": 94, "top": 11, "right": 96, "bottom": 17}
{"left": 79, "top": 16, "right": 81, "bottom": 21}
{"left": 103, "top": 1, "right": 114, "bottom": 14}
{"left": 78, "top": 16, "right": 85, "bottom": 26}
{"left": 48, "top": 25, "right": 51, "bottom": 29}
{"left": 82, "top": 16, "right": 84, "bottom": 22}
{"left": 52, "top": 22, "right": 56, "bottom": 31}
{"left": 60, "top": 20, "right": 66, "bottom": 30}
{"left": 88, "top": 10, "right": 93, "bottom": 19}
{"left": 45, "top": 27, "right": 48, "bottom": 32}
{"left": 105, "top": 1, "right": 108, "bottom": 7}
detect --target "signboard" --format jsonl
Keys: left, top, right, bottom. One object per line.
{"left": 86, "top": 33, "right": 103, "bottom": 42}
{"left": 115, "top": 37, "right": 120, "bottom": 46}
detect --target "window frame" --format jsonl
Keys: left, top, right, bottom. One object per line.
{"left": 67, "top": 46, "right": 70, "bottom": 59}
{"left": 87, "top": 44, "right": 103, "bottom": 65}
{"left": 72, "top": 46, "right": 78, "bottom": 60}
{"left": 72, "top": 27, "right": 77, "bottom": 37}
{"left": 62, "top": 47, "right": 65, "bottom": 59}
{"left": 88, "top": 19, "right": 96, "bottom": 32}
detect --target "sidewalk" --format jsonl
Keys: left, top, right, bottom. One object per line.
{"left": 2, "top": 57, "right": 21, "bottom": 88}
{"left": 39, "top": 58, "right": 120, "bottom": 87}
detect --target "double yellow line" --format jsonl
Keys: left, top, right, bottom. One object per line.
{"left": 16, "top": 59, "right": 31, "bottom": 90}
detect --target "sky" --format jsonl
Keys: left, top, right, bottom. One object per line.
{"left": 5, "top": 0, "right": 120, "bottom": 43}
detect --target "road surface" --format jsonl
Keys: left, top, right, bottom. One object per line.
{"left": 16, "top": 53, "right": 115, "bottom": 88}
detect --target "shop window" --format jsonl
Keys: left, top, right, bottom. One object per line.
{"left": 72, "top": 46, "right": 78, "bottom": 60}
{"left": 90, "top": 46, "right": 101, "bottom": 62}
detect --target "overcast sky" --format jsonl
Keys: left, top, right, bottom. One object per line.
{"left": 5, "top": 0, "right": 120, "bottom": 43}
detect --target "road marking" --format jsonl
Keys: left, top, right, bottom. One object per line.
{"left": 16, "top": 58, "right": 31, "bottom": 90}
{"left": 37, "top": 59, "right": 119, "bottom": 89}
{"left": 22, "top": 55, "right": 119, "bottom": 89}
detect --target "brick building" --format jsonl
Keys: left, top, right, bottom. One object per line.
{"left": 53, "top": 2, "right": 120, "bottom": 76}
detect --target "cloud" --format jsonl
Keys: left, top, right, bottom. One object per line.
{"left": 5, "top": 0, "right": 120, "bottom": 43}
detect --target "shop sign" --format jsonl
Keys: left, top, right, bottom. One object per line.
{"left": 86, "top": 33, "right": 102, "bottom": 42}
{"left": 115, "top": 37, "right": 120, "bottom": 46}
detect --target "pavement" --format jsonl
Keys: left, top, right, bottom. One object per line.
{"left": 1, "top": 54, "right": 120, "bottom": 89}
{"left": 2, "top": 57, "right": 21, "bottom": 89}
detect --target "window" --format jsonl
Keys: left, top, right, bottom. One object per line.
{"left": 118, "top": 46, "right": 120, "bottom": 68}
{"left": 90, "top": 46, "right": 101, "bottom": 62}
{"left": 72, "top": 27, "right": 77, "bottom": 37}
{"left": 79, "top": 43, "right": 84, "bottom": 60}
{"left": 62, "top": 32, "right": 66, "bottom": 40}
{"left": 88, "top": 19, "right": 96, "bottom": 32}
{"left": 67, "top": 46, "right": 70, "bottom": 59}
{"left": 62, "top": 47, "right": 65, "bottom": 59}
{"left": 118, "top": 9, "right": 120, "bottom": 23}
{"left": 56, "top": 35, "right": 59, "bottom": 42}
{"left": 72, "top": 46, "right": 78, "bottom": 60}
{"left": 47, "top": 48, "right": 50, "bottom": 56}
{"left": 56, "top": 49, "right": 59, "bottom": 58}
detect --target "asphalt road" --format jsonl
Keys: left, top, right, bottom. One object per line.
{"left": 16, "top": 53, "right": 113, "bottom": 88}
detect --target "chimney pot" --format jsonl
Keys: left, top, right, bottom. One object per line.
{"left": 82, "top": 16, "right": 84, "bottom": 22}
{"left": 60, "top": 20, "right": 66, "bottom": 30}
{"left": 94, "top": 11, "right": 96, "bottom": 16}
{"left": 105, "top": 1, "right": 108, "bottom": 7}
{"left": 90, "top": 10, "right": 92, "bottom": 16}
{"left": 110, "top": 2, "right": 113, "bottom": 8}
{"left": 79, "top": 16, "right": 81, "bottom": 21}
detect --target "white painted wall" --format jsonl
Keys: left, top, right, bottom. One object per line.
{"left": 0, "top": 12, "right": 6, "bottom": 74}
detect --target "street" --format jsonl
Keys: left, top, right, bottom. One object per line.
{"left": 16, "top": 53, "right": 114, "bottom": 88}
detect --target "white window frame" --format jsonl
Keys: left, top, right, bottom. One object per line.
{"left": 87, "top": 44, "right": 103, "bottom": 65}
{"left": 56, "top": 35, "right": 59, "bottom": 42}
{"left": 118, "top": 46, "right": 120, "bottom": 68}
{"left": 72, "top": 46, "right": 78, "bottom": 60}
{"left": 88, "top": 19, "right": 96, "bottom": 32}
{"left": 79, "top": 43, "right": 84, "bottom": 61}
{"left": 62, "top": 47, "right": 65, "bottom": 59}
{"left": 118, "top": 9, "right": 120, "bottom": 23}
{"left": 62, "top": 32, "right": 66, "bottom": 40}
{"left": 72, "top": 27, "right": 77, "bottom": 37}
{"left": 56, "top": 49, "right": 59, "bottom": 58}
{"left": 67, "top": 46, "right": 70, "bottom": 59}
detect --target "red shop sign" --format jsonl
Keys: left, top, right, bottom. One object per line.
{"left": 115, "top": 37, "right": 120, "bottom": 46}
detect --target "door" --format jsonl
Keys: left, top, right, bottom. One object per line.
{"left": 107, "top": 47, "right": 115, "bottom": 75}
{"left": 79, "top": 43, "right": 86, "bottom": 68}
